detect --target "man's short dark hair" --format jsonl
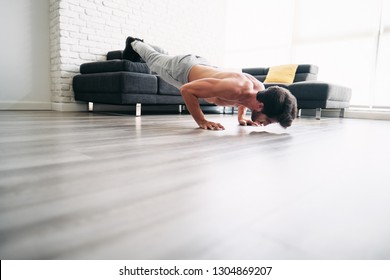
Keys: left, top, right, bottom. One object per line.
{"left": 256, "top": 86, "right": 297, "bottom": 128}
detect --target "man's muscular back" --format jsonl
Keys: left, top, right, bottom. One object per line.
{"left": 188, "top": 65, "right": 263, "bottom": 90}
{"left": 185, "top": 65, "right": 264, "bottom": 105}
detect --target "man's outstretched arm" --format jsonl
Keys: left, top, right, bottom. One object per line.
{"left": 181, "top": 78, "right": 262, "bottom": 128}
{"left": 237, "top": 105, "right": 259, "bottom": 126}
{"left": 180, "top": 85, "right": 224, "bottom": 130}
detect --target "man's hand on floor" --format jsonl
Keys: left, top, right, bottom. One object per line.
{"left": 238, "top": 118, "right": 260, "bottom": 126}
{"left": 198, "top": 120, "right": 225, "bottom": 130}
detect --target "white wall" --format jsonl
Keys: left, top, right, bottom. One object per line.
{"left": 0, "top": 0, "right": 51, "bottom": 110}
{"left": 224, "top": 0, "right": 295, "bottom": 68}
{"left": 0, "top": 0, "right": 227, "bottom": 111}
{"left": 50, "top": 0, "right": 227, "bottom": 110}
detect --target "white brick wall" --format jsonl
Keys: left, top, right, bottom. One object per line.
{"left": 49, "top": 0, "right": 227, "bottom": 105}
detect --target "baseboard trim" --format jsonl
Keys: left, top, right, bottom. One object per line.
{"left": 300, "top": 108, "right": 390, "bottom": 121}
{"left": 51, "top": 102, "right": 87, "bottom": 112}
{"left": 0, "top": 101, "right": 52, "bottom": 110}
{"left": 345, "top": 109, "right": 390, "bottom": 120}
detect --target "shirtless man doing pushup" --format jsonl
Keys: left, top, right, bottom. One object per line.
{"left": 124, "top": 36, "right": 297, "bottom": 130}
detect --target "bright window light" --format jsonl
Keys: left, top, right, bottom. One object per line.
{"left": 373, "top": 1, "right": 390, "bottom": 107}
{"left": 292, "top": 0, "right": 382, "bottom": 107}
{"left": 225, "top": 0, "right": 389, "bottom": 108}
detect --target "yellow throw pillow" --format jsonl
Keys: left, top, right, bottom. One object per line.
{"left": 264, "top": 64, "right": 298, "bottom": 84}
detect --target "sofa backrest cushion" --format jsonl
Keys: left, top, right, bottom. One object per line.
{"left": 242, "top": 64, "right": 318, "bottom": 83}
{"left": 80, "top": 60, "right": 151, "bottom": 74}
{"left": 107, "top": 50, "right": 146, "bottom": 63}
{"left": 107, "top": 50, "right": 123, "bottom": 60}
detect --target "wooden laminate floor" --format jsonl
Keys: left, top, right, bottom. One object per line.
{"left": 1, "top": 111, "right": 390, "bottom": 260}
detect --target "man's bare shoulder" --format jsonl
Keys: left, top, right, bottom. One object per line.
{"left": 242, "top": 72, "right": 264, "bottom": 91}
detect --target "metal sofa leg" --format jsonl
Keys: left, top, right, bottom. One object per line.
{"left": 136, "top": 103, "right": 141, "bottom": 117}
{"left": 340, "top": 108, "right": 345, "bottom": 118}
{"left": 315, "top": 108, "right": 321, "bottom": 120}
{"left": 223, "top": 106, "right": 235, "bottom": 114}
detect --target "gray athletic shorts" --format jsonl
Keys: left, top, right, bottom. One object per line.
{"left": 132, "top": 41, "right": 211, "bottom": 88}
{"left": 160, "top": 54, "right": 211, "bottom": 88}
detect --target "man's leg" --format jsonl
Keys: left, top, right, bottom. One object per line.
{"left": 149, "top": 44, "right": 169, "bottom": 55}
{"left": 144, "top": 44, "right": 169, "bottom": 66}
{"left": 126, "top": 37, "right": 209, "bottom": 88}
{"left": 132, "top": 40, "right": 184, "bottom": 88}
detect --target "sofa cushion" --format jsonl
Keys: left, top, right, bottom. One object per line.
{"left": 80, "top": 60, "right": 151, "bottom": 74}
{"left": 242, "top": 64, "right": 319, "bottom": 83}
{"left": 293, "top": 73, "right": 318, "bottom": 82}
{"left": 158, "top": 77, "right": 181, "bottom": 96}
{"left": 288, "top": 81, "right": 352, "bottom": 109}
{"left": 264, "top": 64, "right": 298, "bottom": 84}
{"left": 288, "top": 81, "right": 352, "bottom": 101}
{"left": 293, "top": 64, "right": 319, "bottom": 82}
{"left": 73, "top": 72, "right": 158, "bottom": 94}
{"left": 241, "top": 67, "right": 268, "bottom": 82}
{"left": 296, "top": 64, "right": 319, "bottom": 75}
{"left": 107, "top": 50, "right": 146, "bottom": 63}
{"left": 242, "top": 67, "right": 268, "bottom": 76}
{"left": 107, "top": 50, "right": 123, "bottom": 60}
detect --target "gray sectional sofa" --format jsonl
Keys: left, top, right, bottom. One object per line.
{"left": 73, "top": 50, "right": 352, "bottom": 119}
